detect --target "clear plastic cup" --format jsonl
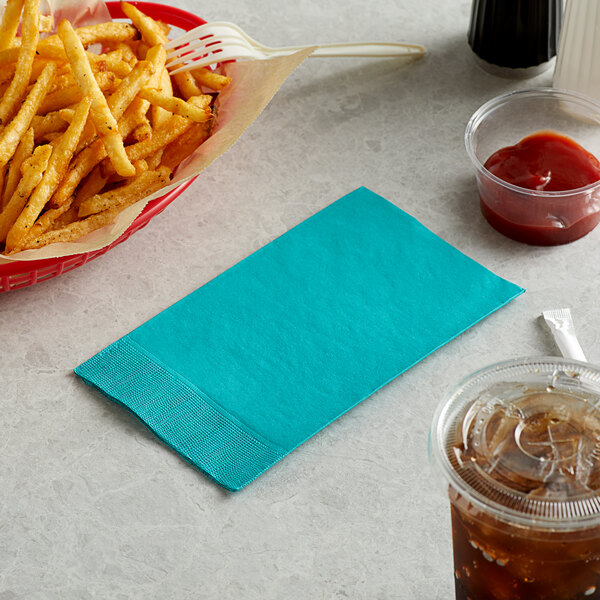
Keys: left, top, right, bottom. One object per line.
{"left": 465, "top": 88, "right": 600, "bottom": 245}
{"left": 430, "top": 357, "right": 600, "bottom": 600}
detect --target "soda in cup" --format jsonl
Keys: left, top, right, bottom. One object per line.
{"left": 430, "top": 358, "right": 600, "bottom": 600}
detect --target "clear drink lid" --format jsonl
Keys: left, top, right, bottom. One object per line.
{"left": 430, "top": 357, "right": 600, "bottom": 529}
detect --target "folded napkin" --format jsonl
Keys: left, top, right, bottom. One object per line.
{"left": 75, "top": 187, "right": 524, "bottom": 491}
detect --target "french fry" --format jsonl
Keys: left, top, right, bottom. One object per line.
{"left": 120, "top": 4, "right": 174, "bottom": 127}
{"left": 49, "top": 71, "right": 79, "bottom": 94}
{"left": 56, "top": 62, "right": 72, "bottom": 76}
{"left": 103, "top": 47, "right": 123, "bottom": 62}
{"left": 39, "top": 14, "right": 53, "bottom": 33}
{"left": 50, "top": 139, "right": 107, "bottom": 208}
{"left": 0, "top": 61, "right": 56, "bottom": 169}
{"left": 35, "top": 44, "right": 69, "bottom": 61}
{"left": 187, "top": 94, "right": 213, "bottom": 110}
{"left": 120, "top": 2, "right": 165, "bottom": 46}
{"left": 173, "top": 70, "right": 203, "bottom": 100}
{"left": 133, "top": 159, "right": 148, "bottom": 174}
{"left": 94, "top": 48, "right": 132, "bottom": 78}
{"left": 78, "top": 166, "right": 170, "bottom": 217}
{"left": 120, "top": 2, "right": 197, "bottom": 100}
{"left": 58, "top": 109, "right": 75, "bottom": 122}
{"left": 31, "top": 110, "right": 70, "bottom": 143}
{"left": 161, "top": 120, "right": 212, "bottom": 171}
{"left": 145, "top": 44, "right": 170, "bottom": 129}
{"left": 63, "top": 61, "right": 153, "bottom": 160}
{"left": 125, "top": 114, "right": 193, "bottom": 164}
{"left": 2, "top": 128, "right": 34, "bottom": 207}
{"left": 156, "top": 20, "right": 170, "bottom": 38}
{"left": 0, "top": 0, "right": 24, "bottom": 52}
{"left": 26, "top": 22, "right": 139, "bottom": 53}
{"left": 117, "top": 41, "right": 138, "bottom": 66}
{"left": 107, "top": 60, "right": 154, "bottom": 119}
{"left": 131, "top": 119, "right": 152, "bottom": 142}
{"left": 146, "top": 148, "right": 163, "bottom": 170}
{"left": 108, "top": 59, "right": 133, "bottom": 78}
{"left": 117, "top": 96, "right": 150, "bottom": 140}
{"left": 0, "top": 44, "right": 57, "bottom": 68}
{"left": 18, "top": 197, "right": 75, "bottom": 243}
{"left": 0, "top": 47, "right": 19, "bottom": 68}
{"left": 191, "top": 67, "right": 232, "bottom": 92}
{"left": 135, "top": 40, "right": 150, "bottom": 59}
{"left": 21, "top": 204, "right": 124, "bottom": 249}
{"left": 58, "top": 19, "right": 135, "bottom": 177}
{"left": 138, "top": 88, "right": 212, "bottom": 123}
{"left": 0, "top": 0, "right": 40, "bottom": 126}
{"left": 51, "top": 204, "right": 79, "bottom": 229}
{"left": 0, "top": 145, "right": 52, "bottom": 243}
{"left": 61, "top": 22, "right": 138, "bottom": 47}
{"left": 43, "top": 131, "right": 66, "bottom": 143}
{"left": 5, "top": 96, "right": 91, "bottom": 251}
{"left": 23, "top": 166, "right": 171, "bottom": 249}
{"left": 156, "top": 67, "right": 174, "bottom": 124}
{"left": 58, "top": 105, "right": 98, "bottom": 154}
{"left": 28, "top": 59, "right": 54, "bottom": 84}
{"left": 73, "top": 118, "right": 98, "bottom": 154}
{"left": 0, "top": 64, "right": 16, "bottom": 86}
{"left": 38, "top": 70, "right": 117, "bottom": 114}
{"left": 74, "top": 164, "right": 108, "bottom": 206}
{"left": 0, "top": 164, "right": 7, "bottom": 209}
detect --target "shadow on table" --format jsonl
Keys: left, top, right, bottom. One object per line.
{"left": 273, "top": 33, "right": 531, "bottom": 116}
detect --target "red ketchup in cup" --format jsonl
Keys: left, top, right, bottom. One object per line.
{"left": 479, "top": 131, "right": 600, "bottom": 245}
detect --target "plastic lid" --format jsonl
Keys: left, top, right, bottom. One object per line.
{"left": 430, "top": 357, "right": 600, "bottom": 529}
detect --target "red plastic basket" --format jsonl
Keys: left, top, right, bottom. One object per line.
{"left": 0, "top": 1, "right": 207, "bottom": 293}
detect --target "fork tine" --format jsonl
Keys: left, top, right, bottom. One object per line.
{"left": 166, "top": 39, "right": 253, "bottom": 68}
{"left": 164, "top": 22, "right": 246, "bottom": 49}
{"left": 167, "top": 49, "right": 256, "bottom": 75}
{"left": 166, "top": 35, "right": 252, "bottom": 60}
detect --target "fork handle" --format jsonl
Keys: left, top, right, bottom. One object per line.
{"left": 295, "top": 42, "right": 426, "bottom": 58}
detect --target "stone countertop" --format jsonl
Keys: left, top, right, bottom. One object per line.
{"left": 1, "top": 0, "right": 597, "bottom": 598}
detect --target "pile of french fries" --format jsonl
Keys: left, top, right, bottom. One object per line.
{"left": 0, "top": 0, "right": 230, "bottom": 254}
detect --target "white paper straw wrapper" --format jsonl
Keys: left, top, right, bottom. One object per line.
{"left": 542, "top": 308, "right": 587, "bottom": 362}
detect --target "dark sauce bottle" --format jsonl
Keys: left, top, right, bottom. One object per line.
{"left": 468, "top": 0, "right": 563, "bottom": 77}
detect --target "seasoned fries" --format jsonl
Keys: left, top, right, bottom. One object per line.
{"left": 0, "top": 0, "right": 24, "bottom": 53}
{"left": 58, "top": 19, "right": 135, "bottom": 178}
{"left": 0, "top": 1, "right": 227, "bottom": 254}
{"left": 3, "top": 128, "right": 34, "bottom": 207}
{"left": 0, "top": 0, "right": 40, "bottom": 126}
{"left": 138, "top": 88, "right": 212, "bottom": 122}
{"left": 5, "top": 96, "right": 92, "bottom": 251}
{"left": 0, "top": 61, "right": 57, "bottom": 168}
{"left": 0, "top": 145, "right": 52, "bottom": 243}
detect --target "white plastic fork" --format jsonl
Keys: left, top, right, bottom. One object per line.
{"left": 164, "top": 21, "right": 426, "bottom": 75}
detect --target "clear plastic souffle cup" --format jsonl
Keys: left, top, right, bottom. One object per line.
{"left": 465, "top": 88, "right": 600, "bottom": 246}
{"left": 429, "top": 357, "right": 600, "bottom": 600}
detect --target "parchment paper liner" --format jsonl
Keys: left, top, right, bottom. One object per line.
{"left": 0, "top": 0, "right": 315, "bottom": 263}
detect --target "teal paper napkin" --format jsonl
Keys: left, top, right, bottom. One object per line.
{"left": 75, "top": 187, "right": 524, "bottom": 491}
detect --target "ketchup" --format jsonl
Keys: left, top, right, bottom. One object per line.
{"left": 480, "top": 131, "right": 600, "bottom": 245}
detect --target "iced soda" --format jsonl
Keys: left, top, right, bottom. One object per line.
{"left": 430, "top": 358, "right": 600, "bottom": 600}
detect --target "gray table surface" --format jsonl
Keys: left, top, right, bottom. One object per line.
{"left": 2, "top": 0, "right": 598, "bottom": 598}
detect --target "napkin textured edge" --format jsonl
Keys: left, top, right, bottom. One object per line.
{"left": 74, "top": 337, "right": 286, "bottom": 491}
